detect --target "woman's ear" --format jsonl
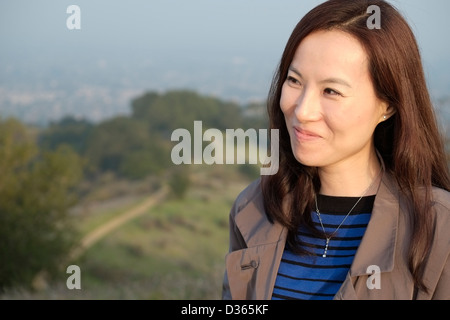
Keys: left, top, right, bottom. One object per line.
{"left": 379, "top": 101, "right": 396, "bottom": 122}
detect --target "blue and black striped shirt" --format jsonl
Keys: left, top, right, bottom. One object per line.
{"left": 272, "top": 194, "right": 375, "bottom": 300}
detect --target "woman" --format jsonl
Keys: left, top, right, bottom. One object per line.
{"left": 222, "top": 0, "right": 450, "bottom": 300}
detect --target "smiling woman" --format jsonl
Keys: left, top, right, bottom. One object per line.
{"left": 280, "top": 30, "right": 391, "bottom": 173}
{"left": 222, "top": 0, "right": 450, "bottom": 300}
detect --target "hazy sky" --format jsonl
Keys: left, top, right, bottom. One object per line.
{"left": 1, "top": 0, "right": 449, "bottom": 98}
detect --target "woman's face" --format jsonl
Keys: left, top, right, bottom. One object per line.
{"left": 280, "top": 29, "right": 389, "bottom": 170}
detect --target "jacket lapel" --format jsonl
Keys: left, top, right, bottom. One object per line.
{"left": 336, "top": 172, "right": 400, "bottom": 299}
{"left": 234, "top": 185, "right": 285, "bottom": 248}
{"left": 230, "top": 183, "right": 287, "bottom": 299}
{"left": 349, "top": 172, "right": 399, "bottom": 276}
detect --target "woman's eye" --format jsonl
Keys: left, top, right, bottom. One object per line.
{"left": 287, "top": 76, "right": 301, "bottom": 86}
{"left": 324, "top": 88, "right": 341, "bottom": 96}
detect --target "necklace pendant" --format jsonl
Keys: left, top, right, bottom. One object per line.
{"left": 323, "top": 238, "right": 330, "bottom": 258}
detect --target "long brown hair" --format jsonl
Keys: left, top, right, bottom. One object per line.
{"left": 262, "top": 0, "right": 450, "bottom": 293}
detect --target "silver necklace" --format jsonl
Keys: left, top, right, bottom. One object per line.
{"left": 314, "top": 168, "right": 382, "bottom": 258}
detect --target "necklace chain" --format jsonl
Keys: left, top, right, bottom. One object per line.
{"left": 315, "top": 168, "right": 382, "bottom": 257}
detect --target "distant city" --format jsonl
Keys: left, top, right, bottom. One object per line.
{"left": 1, "top": 1, "right": 449, "bottom": 138}
{"left": 1, "top": 54, "right": 448, "bottom": 140}
{"left": 0, "top": 53, "right": 275, "bottom": 126}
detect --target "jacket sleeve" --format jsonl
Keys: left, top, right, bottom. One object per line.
{"left": 222, "top": 198, "right": 246, "bottom": 300}
{"left": 429, "top": 190, "right": 450, "bottom": 300}
{"left": 428, "top": 189, "right": 450, "bottom": 300}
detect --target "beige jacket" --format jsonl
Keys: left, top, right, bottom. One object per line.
{"left": 222, "top": 173, "right": 450, "bottom": 300}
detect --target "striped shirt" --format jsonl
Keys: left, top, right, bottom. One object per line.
{"left": 271, "top": 194, "right": 375, "bottom": 300}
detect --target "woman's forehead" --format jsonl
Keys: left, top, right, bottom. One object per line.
{"left": 290, "top": 30, "right": 369, "bottom": 83}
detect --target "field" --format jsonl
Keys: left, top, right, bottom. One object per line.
{"left": 1, "top": 164, "right": 255, "bottom": 300}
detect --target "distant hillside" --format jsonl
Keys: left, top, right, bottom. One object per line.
{"left": 38, "top": 89, "right": 268, "bottom": 182}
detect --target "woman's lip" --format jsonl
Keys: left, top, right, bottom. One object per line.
{"left": 294, "top": 127, "right": 322, "bottom": 141}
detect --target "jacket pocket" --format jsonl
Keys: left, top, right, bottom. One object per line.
{"left": 225, "top": 247, "right": 261, "bottom": 299}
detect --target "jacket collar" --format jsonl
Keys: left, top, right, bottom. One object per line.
{"left": 348, "top": 171, "right": 400, "bottom": 276}
{"left": 234, "top": 163, "right": 400, "bottom": 275}
{"left": 234, "top": 181, "right": 285, "bottom": 247}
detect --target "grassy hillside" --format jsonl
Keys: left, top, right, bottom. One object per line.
{"left": 1, "top": 164, "right": 255, "bottom": 300}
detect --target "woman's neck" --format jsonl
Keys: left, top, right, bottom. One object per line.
{"left": 317, "top": 151, "right": 382, "bottom": 197}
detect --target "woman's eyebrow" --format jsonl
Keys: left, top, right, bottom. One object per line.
{"left": 288, "top": 66, "right": 303, "bottom": 79}
{"left": 319, "top": 77, "right": 352, "bottom": 88}
{"left": 288, "top": 66, "right": 352, "bottom": 88}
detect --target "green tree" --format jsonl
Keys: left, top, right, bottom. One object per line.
{"left": 168, "top": 167, "right": 191, "bottom": 199}
{"left": 39, "top": 116, "right": 93, "bottom": 154}
{"left": 119, "top": 146, "right": 170, "bottom": 180}
{"left": 0, "top": 118, "right": 83, "bottom": 291}
{"left": 84, "top": 116, "right": 149, "bottom": 173}
{"left": 130, "top": 90, "right": 245, "bottom": 137}
{"left": 84, "top": 116, "right": 171, "bottom": 178}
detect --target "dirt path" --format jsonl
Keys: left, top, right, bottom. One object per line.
{"left": 31, "top": 187, "right": 168, "bottom": 291}
{"left": 69, "top": 186, "right": 168, "bottom": 261}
